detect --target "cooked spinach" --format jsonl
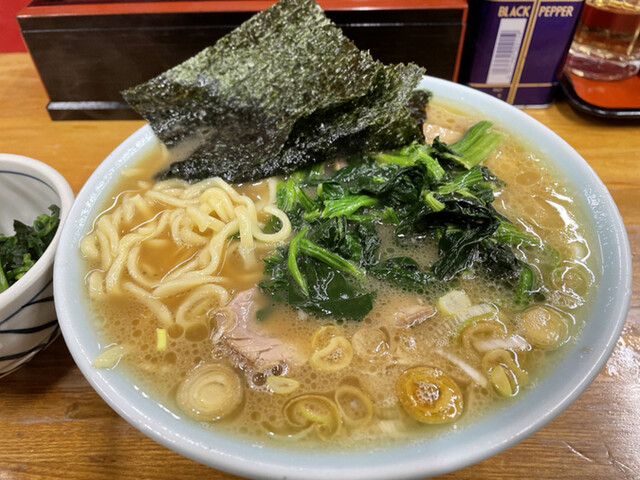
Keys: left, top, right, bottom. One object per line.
{"left": 260, "top": 249, "right": 373, "bottom": 321}
{"left": 369, "top": 257, "right": 436, "bottom": 293}
{"left": 431, "top": 120, "right": 505, "bottom": 170}
{"left": 0, "top": 205, "right": 60, "bottom": 293}
{"left": 259, "top": 121, "right": 544, "bottom": 321}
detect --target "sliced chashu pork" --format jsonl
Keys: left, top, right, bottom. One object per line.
{"left": 394, "top": 304, "right": 436, "bottom": 328}
{"left": 423, "top": 123, "right": 462, "bottom": 145}
{"left": 221, "top": 288, "right": 307, "bottom": 372}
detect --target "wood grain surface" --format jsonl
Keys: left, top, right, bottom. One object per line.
{"left": 0, "top": 53, "right": 638, "bottom": 480}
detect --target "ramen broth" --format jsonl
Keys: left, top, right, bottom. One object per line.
{"left": 83, "top": 102, "right": 597, "bottom": 448}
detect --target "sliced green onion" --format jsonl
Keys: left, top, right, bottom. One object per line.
{"left": 156, "top": 328, "right": 167, "bottom": 351}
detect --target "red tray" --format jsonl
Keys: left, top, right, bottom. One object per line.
{"left": 561, "top": 71, "right": 640, "bottom": 119}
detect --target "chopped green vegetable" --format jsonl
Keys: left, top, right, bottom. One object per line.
{"left": 259, "top": 121, "right": 542, "bottom": 320}
{"left": 432, "top": 121, "right": 505, "bottom": 170}
{"left": 453, "top": 303, "right": 498, "bottom": 334}
{"left": 288, "top": 228, "right": 310, "bottom": 296}
{"left": 0, "top": 264, "right": 9, "bottom": 292}
{"left": 156, "top": 328, "right": 167, "bottom": 351}
{"left": 0, "top": 205, "right": 60, "bottom": 293}
{"left": 321, "top": 195, "right": 379, "bottom": 219}
{"left": 437, "top": 290, "right": 472, "bottom": 317}
{"left": 298, "top": 238, "right": 364, "bottom": 280}
{"left": 422, "top": 191, "right": 445, "bottom": 213}
{"left": 369, "top": 257, "right": 435, "bottom": 293}
{"left": 493, "top": 221, "right": 541, "bottom": 247}
{"left": 260, "top": 253, "right": 373, "bottom": 321}
{"left": 376, "top": 142, "right": 445, "bottom": 183}
{"left": 515, "top": 263, "right": 535, "bottom": 306}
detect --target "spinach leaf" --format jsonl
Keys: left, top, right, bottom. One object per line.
{"left": 431, "top": 121, "right": 504, "bottom": 170}
{"left": 369, "top": 257, "right": 436, "bottom": 293}
{"left": 0, "top": 205, "right": 60, "bottom": 293}
{"left": 305, "top": 216, "right": 380, "bottom": 268}
{"left": 331, "top": 159, "right": 426, "bottom": 206}
{"left": 260, "top": 252, "right": 373, "bottom": 321}
{"left": 431, "top": 224, "right": 495, "bottom": 281}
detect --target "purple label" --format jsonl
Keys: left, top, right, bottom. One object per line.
{"left": 521, "top": 2, "right": 583, "bottom": 83}
{"left": 467, "top": 0, "right": 583, "bottom": 105}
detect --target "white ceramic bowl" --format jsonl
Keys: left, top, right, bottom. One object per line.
{"left": 53, "top": 77, "right": 632, "bottom": 479}
{"left": 0, "top": 154, "right": 74, "bottom": 378}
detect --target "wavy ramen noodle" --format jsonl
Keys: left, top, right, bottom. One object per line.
{"left": 82, "top": 176, "right": 290, "bottom": 330}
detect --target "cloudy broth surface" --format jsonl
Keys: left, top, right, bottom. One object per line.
{"left": 82, "top": 101, "right": 598, "bottom": 449}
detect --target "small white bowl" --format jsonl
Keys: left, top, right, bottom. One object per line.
{"left": 0, "top": 154, "right": 74, "bottom": 378}
{"left": 54, "top": 77, "right": 632, "bottom": 479}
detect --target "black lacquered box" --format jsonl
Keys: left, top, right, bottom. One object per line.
{"left": 18, "top": 0, "right": 468, "bottom": 120}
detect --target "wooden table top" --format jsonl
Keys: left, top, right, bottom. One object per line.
{"left": 0, "top": 52, "right": 638, "bottom": 480}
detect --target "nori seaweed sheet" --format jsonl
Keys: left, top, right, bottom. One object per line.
{"left": 122, "top": 0, "right": 427, "bottom": 183}
{"left": 161, "top": 65, "right": 429, "bottom": 181}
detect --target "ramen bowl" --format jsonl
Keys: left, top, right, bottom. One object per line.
{"left": 0, "top": 153, "right": 74, "bottom": 378}
{"left": 53, "top": 77, "right": 632, "bottom": 479}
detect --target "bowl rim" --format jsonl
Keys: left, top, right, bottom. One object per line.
{"left": 0, "top": 153, "right": 74, "bottom": 310}
{"left": 53, "top": 75, "right": 632, "bottom": 479}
